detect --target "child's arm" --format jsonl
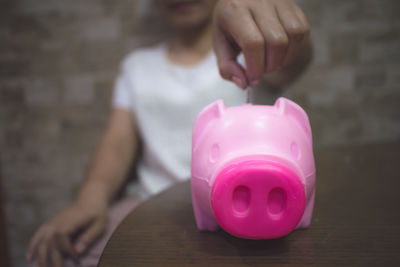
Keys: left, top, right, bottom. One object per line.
{"left": 75, "top": 108, "right": 140, "bottom": 214}
{"left": 213, "top": 0, "right": 312, "bottom": 89}
{"left": 27, "top": 108, "right": 139, "bottom": 267}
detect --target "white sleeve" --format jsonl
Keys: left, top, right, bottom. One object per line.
{"left": 112, "top": 72, "right": 134, "bottom": 110}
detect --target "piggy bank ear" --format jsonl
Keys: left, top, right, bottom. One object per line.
{"left": 192, "top": 100, "right": 225, "bottom": 150}
{"left": 275, "top": 97, "right": 312, "bottom": 142}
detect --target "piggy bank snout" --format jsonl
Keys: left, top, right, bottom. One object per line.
{"left": 211, "top": 160, "right": 305, "bottom": 239}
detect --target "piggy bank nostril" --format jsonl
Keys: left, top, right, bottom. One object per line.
{"left": 232, "top": 186, "right": 250, "bottom": 214}
{"left": 267, "top": 188, "right": 286, "bottom": 217}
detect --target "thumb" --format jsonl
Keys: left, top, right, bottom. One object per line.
{"left": 213, "top": 26, "right": 248, "bottom": 89}
{"left": 74, "top": 220, "right": 106, "bottom": 254}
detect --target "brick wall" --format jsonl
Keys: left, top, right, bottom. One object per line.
{"left": 0, "top": 0, "right": 399, "bottom": 266}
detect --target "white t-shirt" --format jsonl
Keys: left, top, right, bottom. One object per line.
{"left": 112, "top": 43, "right": 246, "bottom": 196}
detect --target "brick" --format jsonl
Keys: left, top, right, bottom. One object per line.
{"left": 63, "top": 74, "right": 95, "bottom": 105}
{"left": 3, "top": 129, "right": 23, "bottom": 148}
{"left": 386, "top": 64, "right": 400, "bottom": 86}
{"left": 23, "top": 113, "right": 61, "bottom": 140}
{"left": 16, "top": 0, "right": 105, "bottom": 16}
{"left": 330, "top": 32, "right": 360, "bottom": 65}
{"left": 0, "top": 81, "right": 24, "bottom": 106}
{"left": 82, "top": 17, "right": 121, "bottom": 41}
{"left": 356, "top": 65, "right": 386, "bottom": 89}
{"left": 358, "top": 109, "right": 400, "bottom": 143}
{"left": 0, "top": 57, "right": 30, "bottom": 77}
{"left": 76, "top": 40, "right": 125, "bottom": 71}
{"left": 24, "top": 78, "right": 61, "bottom": 106}
{"left": 294, "top": 66, "right": 355, "bottom": 105}
{"left": 321, "top": 0, "right": 363, "bottom": 32}
{"left": 310, "top": 28, "right": 330, "bottom": 66}
{"left": 307, "top": 106, "right": 363, "bottom": 147}
{"left": 95, "top": 78, "right": 114, "bottom": 107}
{"left": 359, "top": 31, "right": 400, "bottom": 64}
{"left": 361, "top": 88, "right": 400, "bottom": 120}
{"left": 296, "top": 0, "right": 323, "bottom": 27}
{"left": 361, "top": 0, "right": 400, "bottom": 22}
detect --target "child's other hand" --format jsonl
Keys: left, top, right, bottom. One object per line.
{"left": 213, "top": 0, "right": 310, "bottom": 89}
{"left": 26, "top": 201, "right": 108, "bottom": 267}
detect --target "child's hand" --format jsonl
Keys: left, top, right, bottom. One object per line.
{"left": 213, "top": 0, "right": 310, "bottom": 89}
{"left": 26, "top": 201, "right": 108, "bottom": 267}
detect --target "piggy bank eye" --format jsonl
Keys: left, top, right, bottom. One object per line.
{"left": 209, "top": 143, "right": 220, "bottom": 163}
{"left": 290, "top": 142, "right": 301, "bottom": 160}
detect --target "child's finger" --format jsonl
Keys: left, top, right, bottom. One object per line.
{"left": 283, "top": 31, "right": 305, "bottom": 67}
{"left": 250, "top": 1, "right": 288, "bottom": 73}
{"left": 55, "top": 231, "right": 78, "bottom": 259}
{"left": 49, "top": 246, "right": 63, "bottom": 267}
{"left": 216, "top": 3, "right": 265, "bottom": 86}
{"left": 26, "top": 226, "right": 46, "bottom": 261}
{"left": 37, "top": 239, "right": 50, "bottom": 267}
{"left": 276, "top": 1, "right": 309, "bottom": 66}
{"left": 213, "top": 26, "right": 247, "bottom": 89}
{"left": 293, "top": 4, "right": 310, "bottom": 31}
{"left": 74, "top": 220, "right": 106, "bottom": 255}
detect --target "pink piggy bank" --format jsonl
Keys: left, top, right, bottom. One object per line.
{"left": 191, "top": 97, "right": 315, "bottom": 239}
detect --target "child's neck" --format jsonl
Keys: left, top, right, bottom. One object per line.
{"left": 167, "top": 22, "right": 213, "bottom": 67}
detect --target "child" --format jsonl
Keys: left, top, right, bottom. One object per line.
{"left": 27, "top": 0, "right": 312, "bottom": 266}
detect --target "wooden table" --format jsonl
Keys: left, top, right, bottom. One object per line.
{"left": 99, "top": 142, "right": 400, "bottom": 266}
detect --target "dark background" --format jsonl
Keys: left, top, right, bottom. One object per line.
{"left": 0, "top": 0, "right": 399, "bottom": 266}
